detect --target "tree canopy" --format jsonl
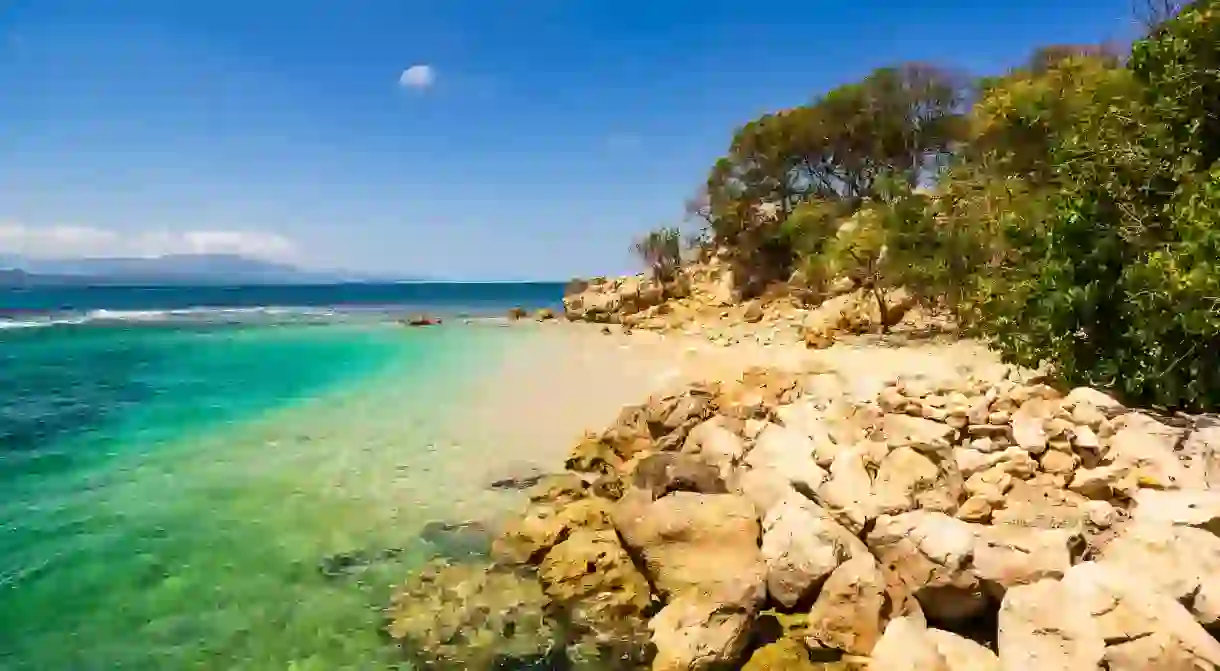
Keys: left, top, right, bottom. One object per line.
{"left": 681, "top": 0, "right": 1220, "bottom": 409}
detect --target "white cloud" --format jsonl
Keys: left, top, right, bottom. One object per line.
{"left": 398, "top": 64, "right": 436, "bottom": 90}
{"left": 0, "top": 223, "right": 298, "bottom": 260}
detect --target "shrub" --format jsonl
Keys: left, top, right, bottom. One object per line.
{"left": 631, "top": 227, "right": 684, "bottom": 283}
{"left": 943, "top": 0, "right": 1220, "bottom": 409}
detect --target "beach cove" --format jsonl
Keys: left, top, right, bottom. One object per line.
{"left": 0, "top": 283, "right": 797, "bottom": 670}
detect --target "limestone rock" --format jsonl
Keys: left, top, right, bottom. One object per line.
{"left": 866, "top": 511, "right": 987, "bottom": 623}
{"left": 1182, "top": 423, "right": 1220, "bottom": 489}
{"left": 1039, "top": 449, "right": 1078, "bottom": 476}
{"left": 815, "top": 448, "right": 876, "bottom": 534}
{"left": 1106, "top": 413, "right": 1196, "bottom": 489}
{"left": 649, "top": 595, "right": 754, "bottom": 671}
{"left": 631, "top": 452, "right": 728, "bottom": 500}
{"left": 1063, "top": 561, "right": 1220, "bottom": 670}
{"left": 1131, "top": 488, "right": 1220, "bottom": 535}
{"left": 717, "top": 368, "right": 800, "bottom": 420}
{"left": 965, "top": 467, "right": 1014, "bottom": 500}
{"left": 529, "top": 473, "right": 590, "bottom": 506}
{"left": 682, "top": 417, "right": 747, "bottom": 479}
{"left": 805, "top": 555, "right": 890, "bottom": 656}
{"left": 991, "top": 481, "right": 1091, "bottom": 536}
{"left": 1083, "top": 500, "right": 1120, "bottom": 528}
{"left": 386, "top": 560, "right": 562, "bottom": 670}
{"left": 874, "top": 446, "right": 961, "bottom": 515}
{"left": 926, "top": 628, "right": 1001, "bottom": 671}
{"left": 998, "top": 578, "right": 1104, "bottom": 671}
{"left": 867, "top": 616, "right": 949, "bottom": 671}
{"left": 733, "top": 467, "right": 798, "bottom": 518}
{"left": 955, "top": 445, "right": 1036, "bottom": 479}
{"left": 538, "top": 529, "right": 655, "bottom": 649}
{"left": 1064, "top": 387, "right": 1126, "bottom": 416}
{"left": 613, "top": 491, "right": 766, "bottom": 604}
{"left": 492, "top": 497, "right": 613, "bottom": 566}
{"left": 1012, "top": 398, "right": 1055, "bottom": 453}
{"left": 881, "top": 413, "right": 955, "bottom": 453}
{"left": 775, "top": 401, "right": 842, "bottom": 467}
{"left": 1098, "top": 522, "right": 1220, "bottom": 628}
{"left": 972, "top": 524, "right": 1078, "bottom": 597}
{"left": 1068, "top": 464, "right": 1135, "bottom": 501}
{"left": 746, "top": 423, "right": 828, "bottom": 496}
{"left": 956, "top": 495, "right": 997, "bottom": 523}
{"left": 761, "top": 495, "right": 865, "bottom": 608}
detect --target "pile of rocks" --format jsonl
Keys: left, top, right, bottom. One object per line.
{"left": 385, "top": 366, "right": 1220, "bottom": 670}
{"left": 563, "top": 262, "right": 947, "bottom": 349}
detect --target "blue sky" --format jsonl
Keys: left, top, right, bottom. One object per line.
{"left": 0, "top": 0, "right": 1140, "bottom": 280}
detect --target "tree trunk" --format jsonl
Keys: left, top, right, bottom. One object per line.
{"left": 872, "top": 286, "right": 891, "bottom": 334}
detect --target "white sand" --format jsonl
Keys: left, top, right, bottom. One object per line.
{"left": 437, "top": 323, "right": 1003, "bottom": 525}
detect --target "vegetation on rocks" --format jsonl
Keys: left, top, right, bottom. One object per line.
{"left": 569, "top": 0, "right": 1220, "bottom": 410}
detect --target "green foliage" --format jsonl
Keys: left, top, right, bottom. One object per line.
{"left": 672, "top": 3, "right": 1220, "bottom": 408}
{"left": 632, "top": 226, "right": 684, "bottom": 283}
{"left": 701, "top": 63, "right": 967, "bottom": 291}
{"left": 940, "top": 0, "right": 1220, "bottom": 409}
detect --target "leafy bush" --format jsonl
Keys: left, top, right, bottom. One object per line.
{"left": 942, "top": 0, "right": 1220, "bottom": 409}
{"left": 632, "top": 227, "right": 684, "bottom": 283}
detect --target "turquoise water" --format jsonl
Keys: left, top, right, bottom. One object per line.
{"left": 0, "top": 285, "right": 564, "bottom": 670}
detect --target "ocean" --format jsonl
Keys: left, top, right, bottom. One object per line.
{"left": 0, "top": 283, "right": 565, "bottom": 670}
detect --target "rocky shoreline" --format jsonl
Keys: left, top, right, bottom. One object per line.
{"left": 381, "top": 272, "right": 1220, "bottom": 670}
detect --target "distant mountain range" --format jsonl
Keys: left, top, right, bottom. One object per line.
{"left": 0, "top": 254, "right": 416, "bottom": 286}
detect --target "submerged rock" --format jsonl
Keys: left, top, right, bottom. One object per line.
{"left": 385, "top": 560, "right": 563, "bottom": 670}
{"left": 318, "top": 546, "right": 405, "bottom": 578}
{"left": 418, "top": 520, "right": 496, "bottom": 561}
{"left": 401, "top": 315, "right": 442, "bottom": 326}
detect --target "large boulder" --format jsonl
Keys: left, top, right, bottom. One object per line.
{"left": 775, "top": 400, "right": 844, "bottom": 467}
{"left": 631, "top": 452, "right": 728, "bottom": 500}
{"left": 971, "top": 524, "right": 1078, "bottom": 598}
{"left": 682, "top": 417, "right": 748, "bottom": 480}
{"left": 716, "top": 368, "right": 801, "bottom": 420}
{"left": 745, "top": 423, "right": 828, "bottom": 497}
{"left": 873, "top": 446, "right": 962, "bottom": 515}
{"left": 1105, "top": 413, "right": 1198, "bottom": 489}
{"left": 1097, "top": 522, "right": 1220, "bottom": 628}
{"left": 1181, "top": 421, "right": 1220, "bottom": 489}
{"left": 613, "top": 491, "right": 766, "bottom": 605}
{"left": 805, "top": 555, "right": 893, "bottom": 656}
{"left": 998, "top": 578, "right": 1104, "bottom": 671}
{"left": 867, "top": 616, "right": 950, "bottom": 671}
{"left": 866, "top": 511, "right": 987, "bottom": 623}
{"left": 492, "top": 496, "right": 614, "bottom": 566}
{"left": 1130, "top": 488, "right": 1220, "bottom": 535}
{"left": 649, "top": 595, "right": 754, "bottom": 671}
{"left": 815, "top": 448, "right": 877, "bottom": 534}
{"left": 999, "top": 563, "right": 1220, "bottom": 671}
{"left": 1064, "top": 562, "right": 1220, "bottom": 670}
{"left": 990, "top": 481, "right": 1091, "bottom": 536}
{"left": 537, "top": 529, "right": 655, "bottom": 657}
{"left": 385, "top": 560, "right": 562, "bottom": 669}
{"left": 926, "top": 628, "right": 1001, "bottom": 671}
{"left": 761, "top": 494, "right": 866, "bottom": 608}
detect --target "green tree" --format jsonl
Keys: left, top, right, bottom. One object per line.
{"left": 940, "top": 0, "right": 1220, "bottom": 409}
{"left": 702, "top": 63, "right": 967, "bottom": 294}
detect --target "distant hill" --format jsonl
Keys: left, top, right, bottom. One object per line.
{"left": 0, "top": 254, "right": 415, "bottom": 286}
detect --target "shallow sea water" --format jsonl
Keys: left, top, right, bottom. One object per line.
{"left": 0, "top": 293, "right": 560, "bottom": 669}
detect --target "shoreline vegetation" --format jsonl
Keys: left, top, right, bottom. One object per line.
{"left": 381, "top": 4, "right": 1220, "bottom": 669}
